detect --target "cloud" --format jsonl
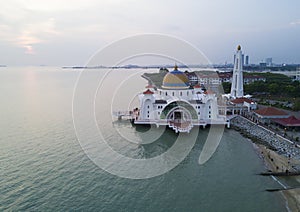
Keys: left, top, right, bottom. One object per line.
{"left": 0, "top": 16, "right": 60, "bottom": 54}
{"left": 290, "top": 19, "right": 300, "bottom": 25}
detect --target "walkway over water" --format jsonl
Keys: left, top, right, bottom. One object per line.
{"left": 113, "top": 111, "right": 133, "bottom": 120}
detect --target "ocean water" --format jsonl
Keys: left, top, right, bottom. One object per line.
{"left": 0, "top": 67, "right": 286, "bottom": 211}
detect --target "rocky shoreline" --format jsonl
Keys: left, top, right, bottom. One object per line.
{"left": 231, "top": 115, "right": 300, "bottom": 170}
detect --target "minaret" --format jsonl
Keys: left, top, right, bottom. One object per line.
{"left": 230, "top": 45, "right": 244, "bottom": 98}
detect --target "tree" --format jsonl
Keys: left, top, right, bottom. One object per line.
{"left": 268, "top": 83, "right": 280, "bottom": 95}
{"left": 221, "top": 82, "right": 231, "bottom": 94}
{"left": 293, "top": 98, "right": 300, "bottom": 111}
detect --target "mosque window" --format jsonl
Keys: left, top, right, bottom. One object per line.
{"left": 209, "top": 111, "right": 211, "bottom": 114}
{"left": 147, "top": 115, "right": 149, "bottom": 118}
{"left": 187, "top": 91, "right": 189, "bottom": 96}
{"left": 172, "top": 92, "right": 174, "bottom": 96}
{"left": 198, "top": 112, "right": 200, "bottom": 115}
{"left": 160, "top": 91, "right": 161, "bottom": 95}
{"left": 147, "top": 105, "right": 150, "bottom": 109}
{"left": 209, "top": 106, "right": 211, "bottom": 109}
{"left": 209, "top": 115, "right": 211, "bottom": 118}
{"left": 166, "top": 92, "right": 168, "bottom": 96}
{"left": 158, "top": 112, "right": 160, "bottom": 115}
{"left": 180, "top": 92, "right": 182, "bottom": 96}
{"left": 148, "top": 111, "right": 149, "bottom": 114}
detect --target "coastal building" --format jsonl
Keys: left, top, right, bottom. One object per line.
{"left": 230, "top": 97, "right": 257, "bottom": 112}
{"left": 253, "top": 107, "right": 289, "bottom": 124}
{"left": 133, "top": 66, "right": 228, "bottom": 133}
{"left": 273, "top": 116, "right": 300, "bottom": 129}
{"left": 230, "top": 45, "right": 244, "bottom": 98}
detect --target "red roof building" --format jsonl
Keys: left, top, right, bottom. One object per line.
{"left": 254, "top": 107, "right": 289, "bottom": 120}
{"left": 273, "top": 116, "right": 300, "bottom": 127}
{"left": 231, "top": 97, "right": 253, "bottom": 104}
{"left": 143, "top": 89, "right": 154, "bottom": 95}
{"left": 229, "top": 97, "right": 257, "bottom": 112}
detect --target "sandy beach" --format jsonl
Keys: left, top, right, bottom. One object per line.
{"left": 257, "top": 145, "right": 300, "bottom": 211}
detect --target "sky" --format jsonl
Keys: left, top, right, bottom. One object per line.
{"left": 1, "top": 0, "right": 300, "bottom": 66}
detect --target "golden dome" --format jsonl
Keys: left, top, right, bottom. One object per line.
{"left": 237, "top": 45, "right": 241, "bottom": 51}
{"left": 162, "top": 67, "right": 189, "bottom": 89}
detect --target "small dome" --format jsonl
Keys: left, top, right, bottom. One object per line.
{"left": 162, "top": 66, "right": 189, "bottom": 89}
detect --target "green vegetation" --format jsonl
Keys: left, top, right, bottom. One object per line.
{"left": 222, "top": 72, "right": 300, "bottom": 111}
{"left": 243, "top": 73, "right": 300, "bottom": 97}
{"left": 222, "top": 82, "right": 231, "bottom": 94}
{"left": 143, "top": 72, "right": 166, "bottom": 88}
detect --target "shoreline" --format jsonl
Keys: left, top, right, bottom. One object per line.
{"left": 231, "top": 116, "right": 300, "bottom": 211}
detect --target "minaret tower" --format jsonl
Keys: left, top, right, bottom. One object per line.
{"left": 230, "top": 45, "right": 244, "bottom": 98}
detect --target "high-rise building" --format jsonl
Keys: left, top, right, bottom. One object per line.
{"left": 245, "top": 55, "right": 249, "bottom": 66}
{"left": 230, "top": 45, "right": 244, "bottom": 98}
{"left": 265, "top": 58, "right": 272, "bottom": 66}
{"left": 296, "top": 68, "right": 300, "bottom": 81}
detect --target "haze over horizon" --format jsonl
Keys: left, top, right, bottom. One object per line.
{"left": 1, "top": 0, "right": 300, "bottom": 66}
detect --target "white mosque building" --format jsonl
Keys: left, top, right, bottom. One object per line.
{"left": 132, "top": 65, "right": 228, "bottom": 133}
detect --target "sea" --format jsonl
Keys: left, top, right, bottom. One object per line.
{"left": 0, "top": 67, "right": 288, "bottom": 211}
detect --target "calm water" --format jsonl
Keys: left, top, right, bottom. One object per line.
{"left": 0, "top": 67, "right": 286, "bottom": 211}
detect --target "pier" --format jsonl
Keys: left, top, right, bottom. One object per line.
{"left": 113, "top": 111, "right": 133, "bottom": 120}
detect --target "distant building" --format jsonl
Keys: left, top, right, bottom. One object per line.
{"left": 259, "top": 62, "right": 267, "bottom": 67}
{"left": 243, "top": 75, "right": 266, "bottom": 84}
{"left": 245, "top": 55, "right": 249, "bottom": 66}
{"left": 265, "top": 58, "right": 272, "bottom": 67}
{"left": 218, "top": 72, "right": 266, "bottom": 84}
{"left": 218, "top": 72, "right": 232, "bottom": 83}
{"left": 295, "top": 68, "right": 300, "bottom": 81}
{"left": 185, "top": 71, "right": 198, "bottom": 85}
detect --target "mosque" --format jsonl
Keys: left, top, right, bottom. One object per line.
{"left": 124, "top": 45, "right": 250, "bottom": 133}
{"left": 132, "top": 65, "right": 229, "bottom": 133}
